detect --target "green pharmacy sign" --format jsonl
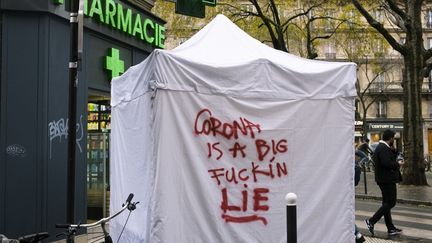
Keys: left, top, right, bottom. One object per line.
{"left": 203, "top": 0, "right": 216, "bottom": 6}
{"left": 54, "top": 0, "right": 165, "bottom": 48}
{"left": 104, "top": 48, "right": 125, "bottom": 79}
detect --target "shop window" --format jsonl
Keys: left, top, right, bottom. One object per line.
{"left": 426, "top": 9, "right": 432, "bottom": 28}
{"left": 376, "top": 100, "right": 387, "bottom": 118}
{"left": 348, "top": 38, "right": 357, "bottom": 54}
{"left": 427, "top": 38, "right": 432, "bottom": 49}
{"left": 375, "top": 72, "right": 385, "bottom": 91}
{"left": 325, "top": 41, "right": 336, "bottom": 59}
{"left": 88, "top": 103, "right": 111, "bottom": 131}
{"left": 347, "top": 10, "right": 355, "bottom": 28}
{"left": 424, "top": 9, "right": 432, "bottom": 28}
{"left": 373, "top": 8, "right": 383, "bottom": 23}
{"left": 324, "top": 9, "right": 335, "bottom": 31}
{"left": 372, "top": 38, "right": 384, "bottom": 55}
{"left": 240, "top": 3, "right": 255, "bottom": 16}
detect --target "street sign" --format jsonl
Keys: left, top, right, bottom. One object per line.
{"left": 203, "top": 0, "right": 216, "bottom": 6}
{"left": 175, "top": 0, "right": 205, "bottom": 18}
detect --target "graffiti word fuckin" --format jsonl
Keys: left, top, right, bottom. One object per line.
{"left": 208, "top": 161, "right": 288, "bottom": 185}
{"left": 193, "top": 108, "right": 289, "bottom": 226}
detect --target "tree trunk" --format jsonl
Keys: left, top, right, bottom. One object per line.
{"left": 401, "top": 2, "right": 428, "bottom": 185}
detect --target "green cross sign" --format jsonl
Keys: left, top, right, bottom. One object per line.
{"left": 104, "top": 48, "right": 125, "bottom": 79}
{"left": 53, "top": 0, "right": 64, "bottom": 4}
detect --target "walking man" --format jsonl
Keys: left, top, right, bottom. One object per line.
{"left": 365, "top": 129, "right": 403, "bottom": 237}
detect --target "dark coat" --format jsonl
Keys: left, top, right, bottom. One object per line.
{"left": 372, "top": 142, "right": 402, "bottom": 184}
{"left": 358, "top": 142, "right": 373, "bottom": 155}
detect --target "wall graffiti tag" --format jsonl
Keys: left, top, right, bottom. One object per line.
{"left": 6, "top": 144, "right": 27, "bottom": 157}
{"left": 48, "top": 115, "right": 84, "bottom": 159}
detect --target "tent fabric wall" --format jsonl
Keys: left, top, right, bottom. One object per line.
{"left": 110, "top": 15, "right": 357, "bottom": 243}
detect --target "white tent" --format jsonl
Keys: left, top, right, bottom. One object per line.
{"left": 110, "top": 14, "right": 357, "bottom": 243}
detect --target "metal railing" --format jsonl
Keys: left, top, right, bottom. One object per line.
{"left": 367, "top": 81, "right": 432, "bottom": 93}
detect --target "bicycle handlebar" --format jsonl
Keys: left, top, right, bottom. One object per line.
{"left": 56, "top": 193, "right": 137, "bottom": 230}
{"left": 125, "top": 193, "right": 134, "bottom": 204}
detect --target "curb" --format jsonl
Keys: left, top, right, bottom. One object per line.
{"left": 356, "top": 194, "right": 432, "bottom": 207}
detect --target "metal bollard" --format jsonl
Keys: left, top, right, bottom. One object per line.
{"left": 285, "top": 193, "right": 297, "bottom": 243}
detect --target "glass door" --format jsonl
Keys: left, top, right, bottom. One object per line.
{"left": 87, "top": 132, "right": 110, "bottom": 219}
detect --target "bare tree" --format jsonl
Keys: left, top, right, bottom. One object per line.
{"left": 351, "top": 0, "right": 428, "bottom": 185}
{"left": 221, "top": 0, "right": 346, "bottom": 58}
{"left": 336, "top": 10, "right": 396, "bottom": 138}
{"left": 355, "top": 60, "right": 398, "bottom": 136}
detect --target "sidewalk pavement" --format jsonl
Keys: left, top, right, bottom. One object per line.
{"left": 85, "top": 172, "right": 431, "bottom": 243}
{"left": 356, "top": 171, "right": 432, "bottom": 243}
{"left": 363, "top": 236, "right": 408, "bottom": 243}
{"left": 356, "top": 170, "right": 432, "bottom": 206}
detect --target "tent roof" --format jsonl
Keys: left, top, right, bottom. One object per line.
{"left": 111, "top": 14, "right": 356, "bottom": 107}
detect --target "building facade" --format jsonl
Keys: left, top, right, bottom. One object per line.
{"left": 155, "top": 1, "right": 432, "bottom": 154}
{"left": 0, "top": 0, "right": 164, "bottom": 240}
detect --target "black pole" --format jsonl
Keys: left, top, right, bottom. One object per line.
{"left": 285, "top": 193, "right": 297, "bottom": 243}
{"left": 363, "top": 162, "right": 368, "bottom": 195}
{"left": 66, "top": 0, "right": 79, "bottom": 242}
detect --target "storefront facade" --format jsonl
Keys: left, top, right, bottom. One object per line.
{"left": 0, "top": 0, "right": 164, "bottom": 239}
{"left": 365, "top": 120, "right": 404, "bottom": 151}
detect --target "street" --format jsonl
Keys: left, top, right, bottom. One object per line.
{"left": 356, "top": 199, "right": 432, "bottom": 242}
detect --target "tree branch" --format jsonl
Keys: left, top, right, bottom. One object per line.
{"left": 269, "top": 0, "right": 282, "bottom": 27}
{"left": 310, "top": 19, "right": 346, "bottom": 42}
{"left": 220, "top": 3, "right": 259, "bottom": 19}
{"left": 281, "top": 3, "right": 322, "bottom": 29}
{"left": 248, "top": 0, "right": 281, "bottom": 50}
{"left": 351, "top": 0, "right": 407, "bottom": 55}
{"left": 385, "top": 0, "right": 408, "bottom": 21}
{"left": 248, "top": 0, "right": 277, "bottom": 26}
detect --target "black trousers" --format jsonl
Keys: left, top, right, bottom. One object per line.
{"left": 369, "top": 183, "right": 397, "bottom": 230}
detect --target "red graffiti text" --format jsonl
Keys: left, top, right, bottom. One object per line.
{"left": 194, "top": 108, "right": 261, "bottom": 140}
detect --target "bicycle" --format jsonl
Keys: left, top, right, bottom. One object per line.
{"left": 56, "top": 193, "right": 138, "bottom": 243}
{"left": 359, "top": 156, "right": 375, "bottom": 172}
{"left": 0, "top": 232, "right": 49, "bottom": 243}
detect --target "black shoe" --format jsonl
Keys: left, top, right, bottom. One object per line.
{"left": 388, "top": 228, "right": 403, "bottom": 236}
{"left": 356, "top": 235, "right": 366, "bottom": 243}
{"left": 393, "top": 227, "right": 403, "bottom": 233}
{"left": 365, "top": 219, "right": 374, "bottom": 236}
